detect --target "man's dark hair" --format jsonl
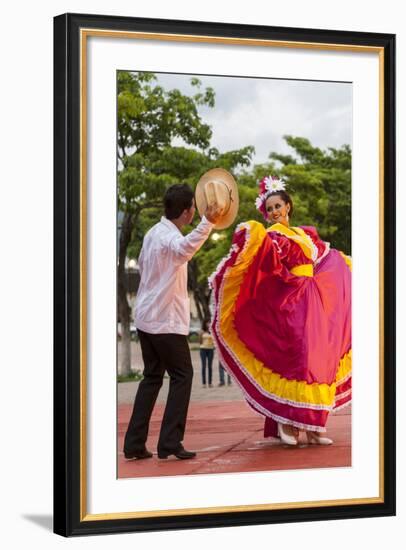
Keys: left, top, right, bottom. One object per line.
{"left": 164, "top": 184, "right": 194, "bottom": 220}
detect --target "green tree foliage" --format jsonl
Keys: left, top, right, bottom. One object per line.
{"left": 117, "top": 69, "right": 352, "bottom": 372}
{"left": 117, "top": 71, "right": 216, "bottom": 374}
{"left": 269, "top": 136, "right": 352, "bottom": 253}
{"left": 117, "top": 71, "right": 214, "bottom": 213}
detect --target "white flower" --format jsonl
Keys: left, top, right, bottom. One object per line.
{"left": 255, "top": 194, "right": 266, "bottom": 210}
{"left": 265, "top": 177, "right": 286, "bottom": 193}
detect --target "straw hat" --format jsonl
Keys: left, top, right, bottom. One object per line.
{"left": 195, "top": 168, "right": 239, "bottom": 229}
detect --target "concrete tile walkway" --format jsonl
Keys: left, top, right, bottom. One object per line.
{"left": 118, "top": 400, "right": 351, "bottom": 479}
{"left": 118, "top": 343, "right": 351, "bottom": 478}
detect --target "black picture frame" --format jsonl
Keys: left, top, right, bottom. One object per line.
{"left": 53, "top": 12, "right": 396, "bottom": 537}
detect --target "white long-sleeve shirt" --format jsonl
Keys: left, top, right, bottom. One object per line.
{"left": 134, "top": 216, "right": 214, "bottom": 335}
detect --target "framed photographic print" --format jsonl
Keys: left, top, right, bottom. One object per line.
{"left": 53, "top": 12, "right": 396, "bottom": 536}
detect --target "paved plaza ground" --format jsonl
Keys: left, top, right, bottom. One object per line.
{"left": 117, "top": 342, "right": 351, "bottom": 478}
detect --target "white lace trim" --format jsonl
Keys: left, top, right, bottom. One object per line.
{"left": 336, "top": 371, "right": 352, "bottom": 386}
{"left": 334, "top": 388, "right": 352, "bottom": 402}
{"left": 333, "top": 397, "right": 352, "bottom": 412}
{"left": 246, "top": 393, "right": 328, "bottom": 433}
{"left": 208, "top": 222, "right": 252, "bottom": 289}
{"left": 271, "top": 238, "right": 283, "bottom": 254}
{"left": 213, "top": 339, "right": 328, "bottom": 433}
{"left": 315, "top": 241, "right": 331, "bottom": 265}
{"left": 208, "top": 243, "right": 240, "bottom": 289}
{"left": 234, "top": 221, "right": 251, "bottom": 256}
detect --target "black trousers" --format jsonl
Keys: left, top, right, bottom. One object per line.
{"left": 123, "top": 329, "right": 194, "bottom": 454}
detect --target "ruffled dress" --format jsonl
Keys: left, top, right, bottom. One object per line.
{"left": 209, "top": 221, "right": 352, "bottom": 436}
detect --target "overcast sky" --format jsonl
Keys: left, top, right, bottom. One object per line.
{"left": 153, "top": 72, "right": 352, "bottom": 168}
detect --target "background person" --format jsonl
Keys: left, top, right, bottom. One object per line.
{"left": 199, "top": 319, "right": 215, "bottom": 388}
{"left": 218, "top": 362, "right": 232, "bottom": 386}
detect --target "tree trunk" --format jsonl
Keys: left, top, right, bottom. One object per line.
{"left": 119, "top": 330, "right": 132, "bottom": 376}
{"left": 195, "top": 287, "right": 211, "bottom": 321}
{"left": 118, "top": 211, "right": 135, "bottom": 376}
{"left": 188, "top": 259, "right": 211, "bottom": 322}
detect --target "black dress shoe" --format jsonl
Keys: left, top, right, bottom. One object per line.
{"left": 124, "top": 448, "right": 153, "bottom": 460}
{"left": 157, "top": 446, "right": 196, "bottom": 460}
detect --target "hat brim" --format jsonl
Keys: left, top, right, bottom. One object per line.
{"left": 195, "top": 168, "right": 239, "bottom": 230}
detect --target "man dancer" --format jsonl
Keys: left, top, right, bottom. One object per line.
{"left": 123, "top": 184, "right": 223, "bottom": 460}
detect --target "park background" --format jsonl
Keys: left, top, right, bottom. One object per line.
{"left": 116, "top": 70, "right": 352, "bottom": 379}
{"left": 0, "top": 1, "right": 404, "bottom": 549}
{"left": 116, "top": 70, "right": 353, "bottom": 477}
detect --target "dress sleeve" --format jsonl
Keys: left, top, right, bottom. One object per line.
{"left": 209, "top": 221, "right": 292, "bottom": 292}
{"left": 267, "top": 232, "right": 291, "bottom": 261}
{"left": 254, "top": 232, "right": 292, "bottom": 277}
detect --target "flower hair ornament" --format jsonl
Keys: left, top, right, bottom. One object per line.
{"left": 255, "top": 175, "right": 286, "bottom": 220}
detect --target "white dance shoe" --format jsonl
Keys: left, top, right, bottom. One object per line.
{"left": 306, "top": 431, "right": 333, "bottom": 445}
{"left": 278, "top": 422, "right": 299, "bottom": 445}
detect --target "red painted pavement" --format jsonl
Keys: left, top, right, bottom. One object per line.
{"left": 118, "top": 401, "right": 351, "bottom": 479}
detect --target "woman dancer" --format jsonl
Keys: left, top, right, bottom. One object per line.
{"left": 209, "top": 176, "right": 352, "bottom": 445}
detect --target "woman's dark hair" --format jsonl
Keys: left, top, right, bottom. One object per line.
{"left": 202, "top": 319, "right": 210, "bottom": 331}
{"left": 164, "top": 184, "right": 194, "bottom": 220}
{"left": 266, "top": 190, "right": 294, "bottom": 218}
